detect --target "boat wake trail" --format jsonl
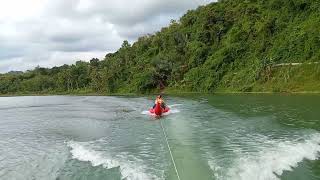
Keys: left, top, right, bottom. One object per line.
{"left": 67, "top": 141, "right": 155, "bottom": 180}
{"left": 209, "top": 133, "right": 320, "bottom": 180}
{"left": 168, "top": 104, "right": 183, "bottom": 108}
{"left": 141, "top": 110, "right": 151, "bottom": 115}
{"left": 141, "top": 108, "right": 180, "bottom": 116}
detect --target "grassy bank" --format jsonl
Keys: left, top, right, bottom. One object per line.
{"left": 1, "top": 63, "right": 320, "bottom": 97}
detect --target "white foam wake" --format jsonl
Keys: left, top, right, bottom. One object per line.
{"left": 141, "top": 110, "right": 151, "bottom": 115}
{"left": 168, "top": 104, "right": 183, "bottom": 108}
{"left": 141, "top": 108, "right": 180, "bottom": 116}
{"left": 222, "top": 133, "right": 320, "bottom": 180}
{"left": 67, "top": 141, "right": 155, "bottom": 180}
{"left": 168, "top": 109, "right": 180, "bottom": 114}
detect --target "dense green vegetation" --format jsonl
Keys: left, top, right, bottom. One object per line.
{"left": 1, "top": 0, "right": 320, "bottom": 95}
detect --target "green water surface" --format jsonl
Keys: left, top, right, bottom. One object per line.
{"left": 0, "top": 95, "right": 319, "bottom": 180}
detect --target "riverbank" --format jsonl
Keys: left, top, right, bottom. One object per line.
{"left": 1, "top": 63, "right": 320, "bottom": 97}
{"left": 1, "top": 90, "right": 320, "bottom": 97}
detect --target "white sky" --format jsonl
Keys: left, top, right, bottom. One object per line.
{"left": 0, "top": 0, "right": 213, "bottom": 72}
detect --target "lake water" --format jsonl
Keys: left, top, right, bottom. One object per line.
{"left": 0, "top": 95, "right": 319, "bottom": 180}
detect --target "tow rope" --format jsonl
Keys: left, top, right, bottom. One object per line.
{"left": 160, "top": 120, "right": 181, "bottom": 180}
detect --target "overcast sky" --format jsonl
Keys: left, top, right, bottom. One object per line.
{"left": 0, "top": 0, "right": 213, "bottom": 73}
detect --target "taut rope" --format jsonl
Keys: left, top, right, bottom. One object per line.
{"left": 159, "top": 120, "right": 181, "bottom": 180}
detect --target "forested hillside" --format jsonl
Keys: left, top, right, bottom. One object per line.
{"left": 1, "top": 0, "right": 320, "bottom": 94}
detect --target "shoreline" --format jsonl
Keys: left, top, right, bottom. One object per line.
{"left": 1, "top": 91, "right": 320, "bottom": 97}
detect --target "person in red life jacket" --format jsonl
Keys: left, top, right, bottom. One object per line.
{"left": 153, "top": 95, "right": 166, "bottom": 109}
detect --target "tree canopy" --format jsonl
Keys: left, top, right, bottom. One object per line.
{"left": 1, "top": 0, "right": 319, "bottom": 94}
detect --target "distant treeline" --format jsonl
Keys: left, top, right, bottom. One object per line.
{"left": 1, "top": 0, "right": 320, "bottom": 94}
